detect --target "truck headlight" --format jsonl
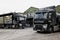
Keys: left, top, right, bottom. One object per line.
{"left": 43, "top": 24, "right": 47, "bottom": 29}
{"left": 19, "top": 24, "right": 22, "bottom": 26}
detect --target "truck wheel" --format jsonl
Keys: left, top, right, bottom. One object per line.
{"left": 49, "top": 27, "right": 52, "bottom": 32}
{"left": 49, "top": 26, "right": 54, "bottom": 33}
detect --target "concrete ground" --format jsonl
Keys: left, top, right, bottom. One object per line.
{"left": 0, "top": 28, "right": 60, "bottom": 40}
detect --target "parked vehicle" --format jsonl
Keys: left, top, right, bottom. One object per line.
{"left": 33, "top": 6, "right": 60, "bottom": 32}
{"left": 0, "top": 13, "right": 26, "bottom": 29}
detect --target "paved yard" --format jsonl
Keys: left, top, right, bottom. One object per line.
{"left": 0, "top": 28, "right": 60, "bottom": 40}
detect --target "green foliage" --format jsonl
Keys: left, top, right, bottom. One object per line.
{"left": 24, "top": 5, "right": 60, "bottom": 14}
{"left": 56, "top": 5, "right": 60, "bottom": 13}
{"left": 24, "top": 7, "right": 39, "bottom": 14}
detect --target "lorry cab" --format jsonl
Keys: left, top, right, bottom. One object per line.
{"left": 33, "top": 6, "right": 60, "bottom": 32}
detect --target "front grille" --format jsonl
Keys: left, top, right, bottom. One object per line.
{"left": 35, "top": 24, "right": 43, "bottom": 30}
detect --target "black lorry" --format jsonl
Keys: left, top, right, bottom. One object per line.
{"left": 33, "top": 6, "right": 60, "bottom": 32}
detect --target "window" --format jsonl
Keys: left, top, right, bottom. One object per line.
{"left": 35, "top": 12, "right": 47, "bottom": 19}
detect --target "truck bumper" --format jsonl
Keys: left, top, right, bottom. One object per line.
{"left": 33, "top": 25, "right": 45, "bottom": 32}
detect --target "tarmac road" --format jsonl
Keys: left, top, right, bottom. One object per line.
{"left": 0, "top": 28, "right": 60, "bottom": 40}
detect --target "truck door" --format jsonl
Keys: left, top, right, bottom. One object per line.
{"left": 51, "top": 11, "right": 56, "bottom": 25}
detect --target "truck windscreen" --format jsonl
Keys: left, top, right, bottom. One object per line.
{"left": 34, "top": 12, "right": 47, "bottom": 19}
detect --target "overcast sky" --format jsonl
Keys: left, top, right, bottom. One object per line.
{"left": 0, "top": 0, "right": 60, "bottom": 14}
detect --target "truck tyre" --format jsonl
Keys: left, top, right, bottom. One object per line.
{"left": 49, "top": 27, "right": 52, "bottom": 32}
{"left": 49, "top": 26, "right": 54, "bottom": 33}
